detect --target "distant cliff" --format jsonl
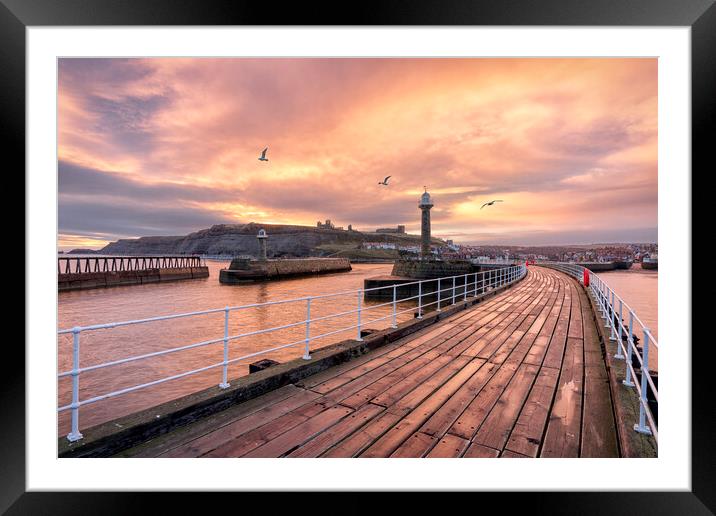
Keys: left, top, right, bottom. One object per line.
{"left": 97, "top": 223, "right": 444, "bottom": 258}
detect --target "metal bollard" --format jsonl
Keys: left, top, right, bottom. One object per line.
{"left": 303, "top": 298, "right": 312, "bottom": 360}
{"left": 67, "top": 328, "right": 84, "bottom": 442}
{"left": 219, "top": 307, "right": 231, "bottom": 387}
{"left": 634, "top": 328, "right": 653, "bottom": 435}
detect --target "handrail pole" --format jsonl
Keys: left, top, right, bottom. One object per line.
{"left": 474, "top": 273, "right": 478, "bottom": 297}
{"left": 452, "top": 276, "right": 456, "bottom": 305}
{"left": 417, "top": 281, "right": 423, "bottom": 319}
{"left": 356, "top": 290, "right": 363, "bottom": 341}
{"left": 303, "top": 298, "right": 312, "bottom": 360}
{"left": 391, "top": 285, "right": 398, "bottom": 329}
{"left": 463, "top": 274, "right": 468, "bottom": 301}
{"left": 437, "top": 278, "right": 441, "bottom": 312}
{"left": 219, "top": 307, "right": 230, "bottom": 388}
{"left": 614, "top": 299, "right": 625, "bottom": 358}
{"left": 623, "top": 311, "right": 635, "bottom": 387}
{"left": 67, "top": 328, "right": 83, "bottom": 442}
{"left": 609, "top": 290, "right": 617, "bottom": 341}
{"left": 634, "top": 328, "right": 653, "bottom": 435}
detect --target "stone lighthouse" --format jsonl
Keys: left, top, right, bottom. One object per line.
{"left": 419, "top": 188, "right": 433, "bottom": 259}
{"left": 256, "top": 229, "right": 268, "bottom": 261}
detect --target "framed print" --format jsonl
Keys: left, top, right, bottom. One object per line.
{"left": 6, "top": 0, "right": 713, "bottom": 513}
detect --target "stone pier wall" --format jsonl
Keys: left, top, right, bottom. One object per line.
{"left": 58, "top": 267, "right": 210, "bottom": 292}
{"left": 220, "top": 258, "right": 351, "bottom": 283}
{"left": 391, "top": 259, "right": 474, "bottom": 279}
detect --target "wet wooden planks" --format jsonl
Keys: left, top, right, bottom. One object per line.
{"left": 117, "top": 266, "right": 618, "bottom": 459}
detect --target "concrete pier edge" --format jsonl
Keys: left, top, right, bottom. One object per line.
{"left": 58, "top": 274, "right": 524, "bottom": 458}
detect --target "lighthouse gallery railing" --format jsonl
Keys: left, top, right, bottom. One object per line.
{"left": 58, "top": 264, "right": 527, "bottom": 442}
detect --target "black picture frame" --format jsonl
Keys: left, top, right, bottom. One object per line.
{"left": 6, "top": 0, "right": 711, "bottom": 513}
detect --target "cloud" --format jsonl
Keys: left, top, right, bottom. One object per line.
{"left": 57, "top": 58, "right": 658, "bottom": 248}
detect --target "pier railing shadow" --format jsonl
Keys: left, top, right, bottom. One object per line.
{"left": 57, "top": 264, "right": 527, "bottom": 442}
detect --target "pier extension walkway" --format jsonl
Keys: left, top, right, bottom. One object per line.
{"left": 118, "top": 266, "right": 619, "bottom": 458}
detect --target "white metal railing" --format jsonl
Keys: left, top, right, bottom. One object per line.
{"left": 541, "top": 262, "right": 658, "bottom": 443}
{"left": 57, "top": 264, "right": 526, "bottom": 442}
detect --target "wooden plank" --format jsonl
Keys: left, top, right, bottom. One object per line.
{"left": 390, "top": 432, "right": 438, "bottom": 458}
{"left": 541, "top": 302, "right": 570, "bottom": 369}
{"left": 472, "top": 363, "right": 540, "bottom": 451}
{"left": 501, "top": 449, "right": 530, "bottom": 458}
{"left": 120, "top": 384, "right": 302, "bottom": 457}
{"left": 448, "top": 361, "right": 520, "bottom": 441}
{"left": 321, "top": 410, "right": 403, "bottom": 457}
{"left": 286, "top": 403, "right": 385, "bottom": 457}
{"left": 159, "top": 388, "right": 321, "bottom": 457}
{"left": 243, "top": 405, "right": 355, "bottom": 457}
{"left": 362, "top": 358, "right": 485, "bottom": 457}
{"left": 339, "top": 356, "right": 433, "bottom": 409}
{"left": 201, "top": 400, "right": 331, "bottom": 457}
{"left": 540, "top": 336, "right": 584, "bottom": 458}
{"left": 505, "top": 367, "right": 560, "bottom": 457}
{"left": 579, "top": 288, "right": 619, "bottom": 458}
{"left": 463, "top": 442, "right": 500, "bottom": 458}
{"left": 419, "top": 361, "right": 499, "bottom": 438}
{"left": 372, "top": 355, "right": 462, "bottom": 409}
{"left": 426, "top": 434, "right": 470, "bottom": 458}
{"left": 388, "top": 356, "right": 476, "bottom": 414}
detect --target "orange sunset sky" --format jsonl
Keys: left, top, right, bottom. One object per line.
{"left": 58, "top": 58, "right": 657, "bottom": 250}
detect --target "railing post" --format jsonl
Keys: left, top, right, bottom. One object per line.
{"left": 356, "top": 290, "right": 363, "bottom": 341}
{"left": 464, "top": 274, "right": 468, "bottom": 301}
{"left": 391, "top": 285, "right": 398, "bottom": 328}
{"left": 634, "top": 328, "right": 653, "bottom": 435}
{"left": 614, "top": 299, "right": 625, "bottom": 358}
{"left": 303, "top": 298, "right": 312, "bottom": 360}
{"left": 437, "top": 278, "right": 441, "bottom": 312}
{"left": 452, "top": 276, "right": 456, "bottom": 305}
{"left": 67, "top": 328, "right": 83, "bottom": 442}
{"left": 219, "top": 307, "right": 230, "bottom": 388}
{"left": 417, "top": 281, "right": 423, "bottom": 319}
{"left": 623, "top": 311, "right": 636, "bottom": 387}
{"left": 474, "top": 273, "right": 478, "bottom": 297}
{"left": 609, "top": 291, "right": 617, "bottom": 341}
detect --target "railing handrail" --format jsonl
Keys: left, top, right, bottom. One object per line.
{"left": 57, "top": 264, "right": 526, "bottom": 442}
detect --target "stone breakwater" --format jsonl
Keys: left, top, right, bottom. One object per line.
{"left": 219, "top": 258, "right": 352, "bottom": 283}
{"left": 58, "top": 267, "right": 210, "bottom": 292}
{"left": 391, "top": 259, "right": 474, "bottom": 279}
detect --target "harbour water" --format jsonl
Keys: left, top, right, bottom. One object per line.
{"left": 597, "top": 263, "right": 658, "bottom": 371}
{"left": 58, "top": 262, "right": 413, "bottom": 435}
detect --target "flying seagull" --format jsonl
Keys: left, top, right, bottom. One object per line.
{"left": 378, "top": 175, "right": 392, "bottom": 185}
{"left": 258, "top": 147, "right": 269, "bottom": 162}
{"left": 480, "top": 199, "right": 504, "bottom": 209}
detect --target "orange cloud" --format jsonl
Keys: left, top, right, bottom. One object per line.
{"left": 58, "top": 58, "right": 657, "bottom": 249}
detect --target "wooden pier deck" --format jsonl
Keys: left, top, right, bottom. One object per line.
{"left": 118, "top": 266, "right": 619, "bottom": 458}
